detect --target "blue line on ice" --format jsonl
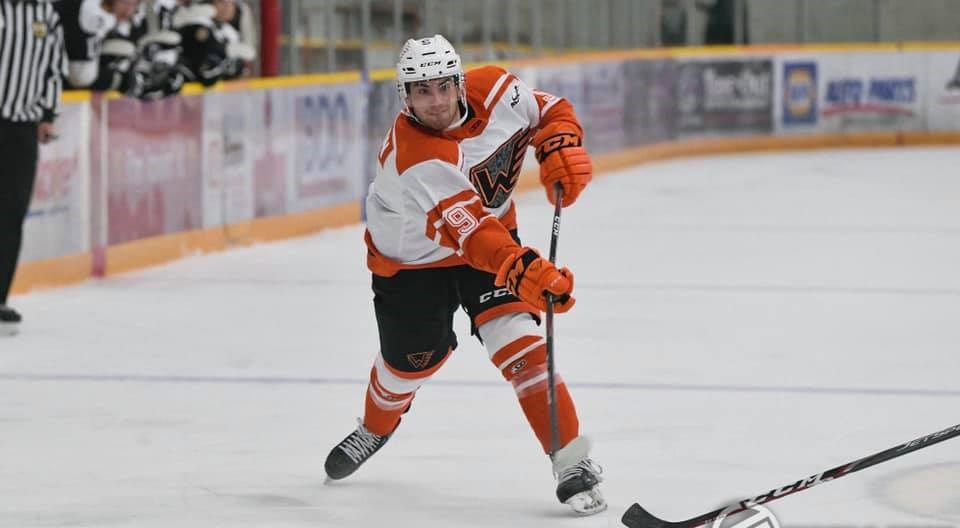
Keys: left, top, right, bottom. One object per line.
{"left": 1, "top": 372, "right": 958, "bottom": 397}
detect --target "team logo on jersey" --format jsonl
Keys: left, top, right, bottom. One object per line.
{"left": 406, "top": 351, "right": 435, "bottom": 369}
{"left": 469, "top": 127, "right": 532, "bottom": 208}
{"left": 32, "top": 21, "right": 48, "bottom": 38}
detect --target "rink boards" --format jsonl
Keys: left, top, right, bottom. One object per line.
{"left": 13, "top": 43, "right": 960, "bottom": 295}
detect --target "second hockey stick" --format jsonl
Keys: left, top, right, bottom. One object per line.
{"left": 622, "top": 422, "right": 960, "bottom": 528}
{"left": 545, "top": 183, "right": 564, "bottom": 455}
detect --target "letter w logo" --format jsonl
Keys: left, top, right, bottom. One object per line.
{"left": 469, "top": 127, "right": 532, "bottom": 208}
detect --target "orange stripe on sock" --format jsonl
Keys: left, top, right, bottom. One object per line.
{"left": 364, "top": 366, "right": 415, "bottom": 436}
{"left": 367, "top": 385, "right": 412, "bottom": 410}
{"left": 368, "top": 367, "right": 414, "bottom": 410}
{"left": 490, "top": 335, "right": 543, "bottom": 373}
{"left": 517, "top": 380, "right": 579, "bottom": 454}
{"left": 512, "top": 367, "right": 551, "bottom": 398}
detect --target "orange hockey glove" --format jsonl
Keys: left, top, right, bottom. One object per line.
{"left": 495, "top": 248, "right": 575, "bottom": 313}
{"left": 534, "top": 122, "right": 592, "bottom": 207}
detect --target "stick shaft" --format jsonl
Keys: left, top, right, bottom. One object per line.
{"left": 546, "top": 183, "right": 563, "bottom": 455}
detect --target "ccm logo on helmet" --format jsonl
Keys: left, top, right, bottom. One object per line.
{"left": 420, "top": 61, "right": 442, "bottom": 67}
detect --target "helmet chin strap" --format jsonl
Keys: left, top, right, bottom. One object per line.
{"left": 446, "top": 100, "right": 469, "bottom": 129}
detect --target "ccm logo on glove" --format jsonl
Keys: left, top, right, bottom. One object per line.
{"left": 495, "top": 248, "right": 575, "bottom": 313}
{"left": 533, "top": 125, "right": 592, "bottom": 207}
{"left": 535, "top": 132, "right": 582, "bottom": 161}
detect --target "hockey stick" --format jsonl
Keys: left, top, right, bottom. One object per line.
{"left": 622, "top": 422, "right": 960, "bottom": 528}
{"left": 545, "top": 183, "right": 564, "bottom": 455}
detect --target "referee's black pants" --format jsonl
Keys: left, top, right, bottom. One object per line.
{"left": 0, "top": 121, "right": 38, "bottom": 305}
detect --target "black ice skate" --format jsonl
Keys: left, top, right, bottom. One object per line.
{"left": 0, "top": 305, "right": 21, "bottom": 336}
{"left": 551, "top": 436, "right": 607, "bottom": 515}
{"left": 324, "top": 419, "right": 391, "bottom": 481}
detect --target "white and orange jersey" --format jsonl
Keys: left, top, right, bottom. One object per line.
{"left": 365, "top": 65, "right": 583, "bottom": 277}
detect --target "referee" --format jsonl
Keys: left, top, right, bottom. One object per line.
{"left": 0, "top": 0, "right": 66, "bottom": 335}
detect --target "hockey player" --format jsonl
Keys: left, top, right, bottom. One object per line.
{"left": 55, "top": 0, "right": 139, "bottom": 88}
{"left": 323, "top": 35, "right": 604, "bottom": 515}
{"left": 88, "top": 3, "right": 148, "bottom": 96}
{"left": 83, "top": 3, "right": 189, "bottom": 100}
{"left": 132, "top": 28, "right": 189, "bottom": 99}
{"left": 173, "top": 0, "right": 254, "bottom": 86}
{"left": 213, "top": 0, "right": 257, "bottom": 56}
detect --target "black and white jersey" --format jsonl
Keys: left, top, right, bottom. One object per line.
{"left": 53, "top": 0, "right": 116, "bottom": 62}
{"left": 111, "top": 2, "right": 146, "bottom": 43}
{"left": 0, "top": 0, "right": 67, "bottom": 123}
{"left": 222, "top": 0, "right": 257, "bottom": 56}
{"left": 151, "top": 0, "right": 176, "bottom": 31}
{"left": 227, "top": 0, "right": 241, "bottom": 31}
{"left": 173, "top": 3, "right": 228, "bottom": 84}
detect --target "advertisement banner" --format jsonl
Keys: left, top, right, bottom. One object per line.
{"left": 201, "top": 90, "right": 255, "bottom": 227}
{"left": 780, "top": 61, "right": 819, "bottom": 126}
{"left": 89, "top": 93, "right": 107, "bottom": 275}
{"left": 534, "top": 62, "right": 586, "bottom": 129}
{"left": 580, "top": 60, "right": 628, "bottom": 154}
{"left": 924, "top": 52, "right": 960, "bottom": 131}
{"left": 201, "top": 91, "right": 224, "bottom": 228}
{"left": 106, "top": 95, "right": 203, "bottom": 245}
{"left": 21, "top": 102, "right": 91, "bottom": 262}
{"left": 675, "top": 57, "right": 774, "bottom": 137}
{"left": 776, "top": 53, "right": 926, "bottom": 134}
{"left": 622, "top": 58, "right": 678, "bottom": 146}
{"left": 251, "top": 89, "right": 293, "bottom": 218}
{"left": 289, "top": 81, "right": 366, "bottom": 212}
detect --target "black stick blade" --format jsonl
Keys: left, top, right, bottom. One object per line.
{"left": 622, "top": 503, "right": 671, "bottom": 528}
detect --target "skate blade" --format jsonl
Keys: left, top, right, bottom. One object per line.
{"left": 565, "top": 488, "right": 608, "bottom": 516}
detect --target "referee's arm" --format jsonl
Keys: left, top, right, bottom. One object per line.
{"left": 0, "top": 0, "right": 67, "bottom": 142}
{"left": 39, "top": 6, "right": 67, "bottom": 125}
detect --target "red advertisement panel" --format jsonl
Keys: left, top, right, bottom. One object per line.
{"left": 252, "top": 90, "right": 290, "bottom": 218}
{"left": 106, "top": 95, "right": 204, "bottom": 245}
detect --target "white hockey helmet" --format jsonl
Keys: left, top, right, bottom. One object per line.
{"left": 395, "top": 34, "right": 466, "bottom": 114}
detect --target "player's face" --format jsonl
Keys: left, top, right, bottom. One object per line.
{"left": 108, "top": 0, "right": 138, "bottom": 21}
{"left": 213, "top": 0, "right": 236, "bottom": 22}
{"left": 406, "top": 77, "right": 460, "bottom": 130}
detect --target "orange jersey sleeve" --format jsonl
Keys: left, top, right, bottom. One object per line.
{"left": 424, "top": 189, "right": 521, "bottom": 274}
{"left": 531, "top": 89, "right": 584, "bottom": 155}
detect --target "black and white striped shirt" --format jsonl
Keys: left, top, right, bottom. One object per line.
{"left": 0, "top": 0, "right": 66, "bottom": 123}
